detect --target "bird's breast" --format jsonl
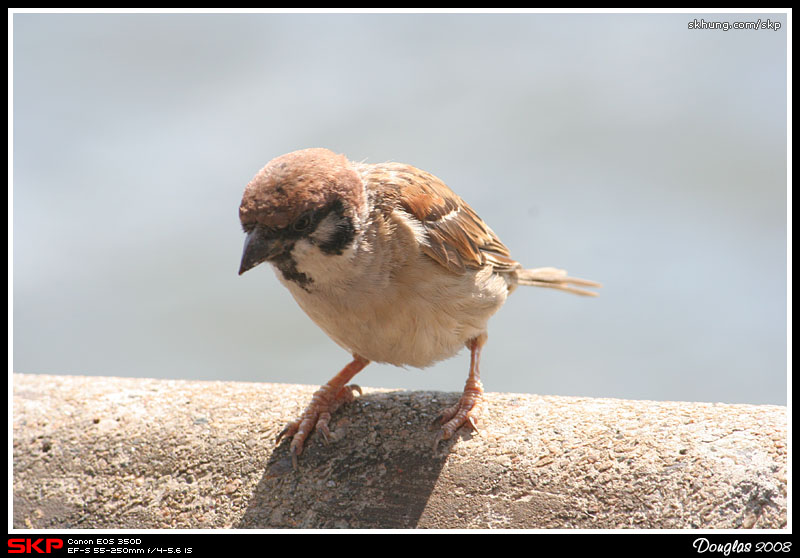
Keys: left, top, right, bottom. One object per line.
{"left": 275, "top": 248, "right": 510, "bottom": 368}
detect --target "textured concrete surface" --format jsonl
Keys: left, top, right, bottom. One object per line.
{"left": 12, "top": 373, "right": 787, "bottom": 529}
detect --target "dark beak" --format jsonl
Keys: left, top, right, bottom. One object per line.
{"left": 238, "top": 230, "right": 285, "bottom": 275}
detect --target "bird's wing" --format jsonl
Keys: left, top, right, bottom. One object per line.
{"left": 368, "top": 163, "right": 519, "bottom": 274}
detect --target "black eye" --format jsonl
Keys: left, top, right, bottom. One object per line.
{"left": 292, "top": 214, "right": 312, "bottom": 232}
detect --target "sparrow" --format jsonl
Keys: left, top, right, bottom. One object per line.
{"left": 238, "top": 148, "right": 600, "bottom": 466}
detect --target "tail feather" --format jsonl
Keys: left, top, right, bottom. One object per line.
{"left": 516, "top": 267, "right": 601, "bottom": 297}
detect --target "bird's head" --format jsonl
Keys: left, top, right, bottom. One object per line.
{"left": 238, "top": 148, "right": 367, "bottom": 287}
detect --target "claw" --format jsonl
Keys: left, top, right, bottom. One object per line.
{"left": 276, "top": 420, "right": 299, "bottom": 445}
{"left": 317, "top": 416, "right": 332, "bottom": 444}
{"left": 433, "top": 335, "right": 486, "bottom": 451}
{"left": 273, "top": 356, "right": 369, "bottom": 468}
{"left": 432, "top": 430, "right": 446, "bottom": 451}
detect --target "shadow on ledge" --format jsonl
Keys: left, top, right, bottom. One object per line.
{"left": 238, "top": 390, "right": 464, "bottom": 529}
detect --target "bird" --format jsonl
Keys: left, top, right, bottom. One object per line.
{"left": 238, "top": 147, "right": 600, "bottom": 466}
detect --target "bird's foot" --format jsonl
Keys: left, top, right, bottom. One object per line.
{"left": 276, "top": 383, "right": 362, "bottom": 468}
{"left": 433, "top": 379, "right": 484, "bottom": 449}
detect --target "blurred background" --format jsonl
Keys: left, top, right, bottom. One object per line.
{"left": 12, "top": 12, "right": 788, "bottom": 405}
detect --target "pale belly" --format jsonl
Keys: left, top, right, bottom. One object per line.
{"left": 277, "top": 258, "right": 511, "bottom": 368}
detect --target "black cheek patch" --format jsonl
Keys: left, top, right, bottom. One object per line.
{"left": 314, "top": 200, "right": 355, "bottom": 255}
{"left": 317, "top": 217, "right": 355, "bottom": 255}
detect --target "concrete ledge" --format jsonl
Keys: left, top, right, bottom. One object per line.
{"left": 12, "top": 373, "right": 787, "bottom": 529}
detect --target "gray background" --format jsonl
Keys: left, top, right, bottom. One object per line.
{"left": 12, "top": 13, "right": 788, "bottom": 405}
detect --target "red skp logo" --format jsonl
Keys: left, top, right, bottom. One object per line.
{"left": 8, "top": 539, "right": 64, "bottom": 554}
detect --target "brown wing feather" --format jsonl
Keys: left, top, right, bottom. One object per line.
{"left": 363, "top": 162, "right": 519, "bottom": 275}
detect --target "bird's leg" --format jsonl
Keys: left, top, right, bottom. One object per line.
{"left": 276, "top": 354, "right": 369, "bottom": 467}
{"left": 434, "top": 332, "right": 487, "bottom": 449}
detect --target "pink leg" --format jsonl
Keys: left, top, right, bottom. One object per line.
{"left": 277, "top": 354, "right": 369, "bottom": 467}
{"left": 434, "top": 333, "right": 487, "bottom": 448}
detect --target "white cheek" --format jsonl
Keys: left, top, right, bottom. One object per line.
{"left": 290, "top": 239, "right": 319, "bottom": 270}
{"left": 291, "top": 239, "right": 355, "bottom": 284}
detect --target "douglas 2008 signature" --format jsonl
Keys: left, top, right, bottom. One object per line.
{"left": 693, "top": 538, "right": 791, "bottom": 555}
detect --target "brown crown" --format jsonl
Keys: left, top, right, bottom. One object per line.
{"left": 239, "top": 148, "right": 365, "bottom": 229}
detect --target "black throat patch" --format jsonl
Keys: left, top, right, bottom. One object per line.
{"left": 272, "top": 252, "right": 313, "bottom": 291}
